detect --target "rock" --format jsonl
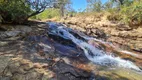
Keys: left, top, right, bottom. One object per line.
{"left": 0, "top": 56, "right": 54, "bottom": 80}
{"left": 0, "top": 41, "right": 8, "bottom": 46}
{"left": 51, "top": 60, "right": 95, "bottom": 80}
{"left": 91, "top": 28, "right": 106, "bottom": 38}
{"left": 0, "top": 56, "right": 10, "bottom": 74}
{"left": 25, "top": 71, "right": 42, "bottom": 80}
{"left": 11, "top": 73, "right": 26, "bottom": 80}
{"left": 5, "top": 31, "right": 21, "bottom": 37}
{"left": 132, "top": 48, "right": 142, "bottom": 53}
{"left": 88, "top": 40, "right": 102, "bottom": 49}
{"left": 60, "top": 15, "right": 142, "bottom": 53}
{"left": 0, "top": 30, "right": 21, "bottom": 39}
{"left": 0, "top": 76, "right": 10, "bottom": 80}
{"left": 14, "top": 25, "right": 32, "bottom": 33}
{"left": 0, "top": 25, "right": 14, "bottom": 31}
{"left": 116, "top": 23, "right": 132, "bottom": 31}
{"left": 86, "top": 28, "right": 107, "bottom": 40}
{"left": 0, "top": 24, "right": 33, "bottom": 40}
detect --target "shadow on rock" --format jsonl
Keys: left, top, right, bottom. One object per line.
{"left": 49, "top": 60, "right": 95, "bottom": 80}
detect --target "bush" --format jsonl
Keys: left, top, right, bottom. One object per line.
{"left": 0, "top": 0, "right": 54, "bottom": 24}
{"left": 107, "top": 8, "right": 122, "bottom": 21}
{"left": 0, "top": 0, "right": 31, "bottom": 23}
{"left": 120, "top": 2, "right": 142, "bottom": 25}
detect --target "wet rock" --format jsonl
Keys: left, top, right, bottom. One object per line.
{"left": 51, "top": 60, "right": 95, "bottom": 80}
{"left": 48, "top": 34, "right": 76, "bottom": 47}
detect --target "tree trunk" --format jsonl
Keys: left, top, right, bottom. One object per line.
{"left": 60, "top": 4, "right": 65, "bottom": 17}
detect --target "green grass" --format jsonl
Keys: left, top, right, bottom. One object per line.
{"left": 30, "top": 8, "right": 60, "bottom": 20}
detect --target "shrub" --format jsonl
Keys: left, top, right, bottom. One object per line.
{"left": 0, "top": 0, "right": 54, "bottom": 24}
{"left": 107, "top": 8, "right": 122, "bottom": 21}
{"left": 120, "top": 1, "right": 142, "bottom": 25}
{"left": 0, "top": 0, "right": 31, "bottom": 23}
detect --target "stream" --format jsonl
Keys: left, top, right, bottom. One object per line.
{"left": 1, "top": 22, "right": 142, "bottom": 80}
{"left": 47, "top": 22, "right": 141, "bottom": 71}
{"left": 26, "top": 22, "right": 142, "bottom": 80}
{"left": 45, "top": 22, "right": 142, "bottom": 79}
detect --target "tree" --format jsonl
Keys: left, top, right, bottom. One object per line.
{"left": 26, "top": 0, "right": 55, "bottom": 18}
{"left": 103, "top": 0, "right": 113, "bottom": 10}
{"left": 93, "top": 0, "right": 102, "bottom": 12}
{"left": 86, "top": 0, "right": 102, "bottom": 12}
{"left": 111, "top": 0, "right": 124, "bottom": 5}
{"left": 111, "top": 0, "right": 133, "bottom": 6}
{"left": 0, "top": 0, "right": 55, "bottom": 24}
{"left": 53, "top": 0, "right": 71, "bottom": 17}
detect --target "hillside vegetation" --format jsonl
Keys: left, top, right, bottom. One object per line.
{"left": 29, "top": 0, "right": 142, "bottom": 27}
{"left": 30, "top": 9, "right": 60, "bottom": 21}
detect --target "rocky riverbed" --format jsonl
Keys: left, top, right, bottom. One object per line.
{"left": 0, "top": 21, "right": 142, "bottom": 80}
{"left": 0, "top": 22, "right": 95, "bottom": 80}
{"left": 60, "top": 15, "right": 142, "bottom": 53}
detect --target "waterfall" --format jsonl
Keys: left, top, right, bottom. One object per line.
{"left": 47, "top": 22, "right": 141, "bottom": 71}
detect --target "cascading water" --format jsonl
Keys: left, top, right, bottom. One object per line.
{"left": 47, "top": 22, "right": 141, "bottom": 71}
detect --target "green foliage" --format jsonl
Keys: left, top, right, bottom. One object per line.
{"left": 85, "top": 0, "right": 142, "bottom": 26}
{"left": 106, "top": 0, "right": 142, "bottom": 25}
{"left": 86, "top": 0, "right": 103, "bottom": 12}
{"left": 0, "top": 0, "right": 31, "bottom": 23}
{"left": 93, "top": 0, "right": 102, "bottom": 12}
{"left": 54, "top": 0, "right": 71, "bottom": 17}
{"left": 31, "top": 8, "right": 60, "bottom": 20}
{"left": 107, "top": 12, "right": 121, "bottom": 21}
{"left": 103, "top": 1, "right": 113, "bottom": 10}
{"left": 0, "top": 0, "right": 55, "bottom": 23}
{"left": 120, "top": 1, "right": 142, "bottom": 25}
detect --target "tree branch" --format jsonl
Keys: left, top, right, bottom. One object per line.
{"left": 27, "top": 9, "right": 45, "bottom": 18}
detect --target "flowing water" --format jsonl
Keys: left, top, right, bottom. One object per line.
{"left": 47, "top": 22, "right": 141, "bottom": 71}
{"left": 45, "top": 22, "right": 142, "bottom": 79}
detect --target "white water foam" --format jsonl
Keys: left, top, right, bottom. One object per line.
{"left": 82, "top": 34, "right": 140, "bottom": 58}
{"left": 48, "top": 22, "right": 141, "bottom": 71}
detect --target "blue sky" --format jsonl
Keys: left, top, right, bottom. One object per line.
{"left": 71, "top": 0, "right": 107, "bottom": 11}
